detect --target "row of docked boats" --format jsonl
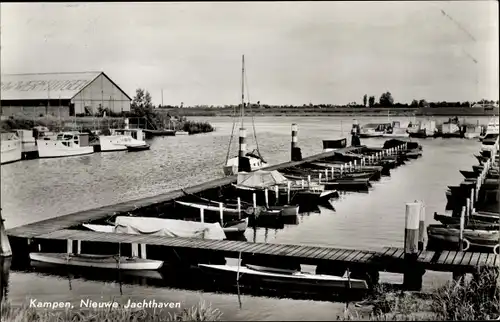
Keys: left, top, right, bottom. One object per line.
{"left": 360, "top": 116, "right": 498, "bottom": 140}
{"left": 429, "top": 139, "right": 499, "bottom": 254}
{"left": 28, "top": 137, "right": 420, "bottom": 294}
{"left": 1, "top": 127, "right": 150, "bottom": 164}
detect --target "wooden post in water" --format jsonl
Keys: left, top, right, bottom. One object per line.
{"left": 318, "top": 173, "right": 322, "bottom": 184}
{"left": 291, "top": 123, "right": 298, "bottom": 161}
{"left": 200, "top": 208, "right": 205, "bottom": 223}
{"left": 238, "top": 128, "right": 247, "bottom": 172}
{"left": 264, "top": 189, "right": 269, "bottom": 208}
{"left": 274, "top": 186, "right": 279, "bottom": 204}
{"left": 219, "top": 202, "right": 224, "bottom": 225}
{"left": 253, "top": 193, "right": 257, "bottom": 209}
{"left": 465, "top": 198, "right": 471, "bottom": 224}
{"left": 287, "top": 181, "right": 291, "bottom": 203}
{"left": 237, "top": 198, "right": 241, "bottom": 219}
{"left": 0, "top": 208, "right": 12, "bottom": 257}
{"left": 325, "top": 169, "right": 328, "bottom": 181}
{"left": 67, "top": 239, "right": 73, "bottom": 254}
{"left": 470, "top": 189, "right": 475, "bottom": 215}
{"left": 307, "top": 175, "right": 311, "bottom": 185}
{"left": 354, "top": 160, "right": 357, "bottom": 169}
{"left": 418, "top": 202, "right": 426, "bottom": 251}
{"left": 340, "top": 165, "right": 344, "bottom": 176}
{"left": 330, "top": 166, "right": 334, "bottom": 179}
{"left": 453, "top": 206, "right": 467, "bottom": 282}
{"left": 403, "top": 202, "right": 423, "bottom": 291}
{"left": 76, "top": 240, "right": 81, "bottom": 255}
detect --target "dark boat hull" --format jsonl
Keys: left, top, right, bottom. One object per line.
{"left": 127, "top": 144, "right": 150, "bottom": 152}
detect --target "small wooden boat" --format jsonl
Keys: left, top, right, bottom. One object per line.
{"left": 29, "top": 253, "right": 164, "bottom": 270}
{"left": 198, "top": 264, "right": 369, "bottom": 290}
{"left": 127, "top": 144, "right": 150, "bottom": 151}
{"left": 427, "top": 224, "right": 499, "bottom": 253}
{"left": 460, "top": 170, "right": 478, "bottom": 179}
{"left": 433, "top": 212, "right": 499, "bottom": 225}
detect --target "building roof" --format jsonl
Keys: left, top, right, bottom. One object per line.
{"left": 0, "top": 71, "right": 131, "bottom": 101}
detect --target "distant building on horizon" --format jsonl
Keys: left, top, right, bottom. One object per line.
{"left": 0, "top": 71, "right": 131, "bottom": 118}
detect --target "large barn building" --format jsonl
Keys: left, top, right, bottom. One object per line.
{"left": 0, "top": 71, "right": 131, "bottom": 118}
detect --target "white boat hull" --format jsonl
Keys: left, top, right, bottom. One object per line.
{"left": 199, "top": 264, "right": 369, "bottom": 290}
{"left": 223, "top": 156, "right": 269, "bottom": 176}
{"left": 1, "top": 139, "right": 22, "bottom": 164}
{"left": 381, "top": 132, "right": 410, "bottom": 138}
{"left": 36, "top": 140, "right": 94, "bottom": 158}
{"left": 98, "top": 135, "right": 128, "bottom": 151}
{"left": 29, "top": 252, "right": 164, "bottom": 270}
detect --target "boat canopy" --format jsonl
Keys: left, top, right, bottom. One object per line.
{"left": 114, "top": 216, "right": 226, "bottom": 240}
{"left": 237, "top": 170, "right": 288, "bottom": 188}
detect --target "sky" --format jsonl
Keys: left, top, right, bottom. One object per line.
{"left": 1, "top": 1, "right": 498, "bottom": 106}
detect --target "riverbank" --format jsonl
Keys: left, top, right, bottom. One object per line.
{"left": 0, "top": 116, "right": 214, "bottom": 135}
{"left": 157, "top": 106, "right": 499, "bottom": 117}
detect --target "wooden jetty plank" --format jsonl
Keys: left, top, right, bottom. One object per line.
{"left": 274, "top": 245, "right": 302, "bottom": 256}
{"left": 380, "top": 247, "right": 395, "bottom": 257}
{"left": 287, "top": 245, "right": 309, "bottom": 257}
{"left": 327, "top": 249, "right": 349, "bottom": 261}
{"left": 291, "top": 246, "right": 317, "bottom": 258}
{"left": 344, "top": 250, "right": 363, "bottom": 263}
{"left": 386, "top": 248, "right": 401, "bottom": 258}
{"left": 247, "top": 243, "right": 274, "bottom": 254}
{"left": 444, "top": 251, "right": 458, "bottom": 265}
{"left": 312, "top": 247, "right": 333, "bottom": 259}
{"left": 436, "top": 251, "right": 451, "bottom": 265}
{"left": 349, "top": 251, "right": 367, "bottom": 263}
{"left": 303, "top": 247, "right": 327, "bottom": 259}
{"left": 235, "top": 242, "right": 261, "bottom": 254}
{"left": 460, "top": 252, "right": 474, "bottom": 266}
{"left": 484, "top": 253, "right": 495, "bottom": 267}
{"left": 334, "top": 249, "right": 356, "bottom": 262}
{"left": 476, "top": 253, "right": 488, "bottom": 267}
{"left": 210, "top": 240, "right": 243, "bottom": 252}
{"left": 317, "top": 248, "right": 342, "bottom": 260}
{"left": 301, "top": 246, "right": 325, "bottom": 258}
{"left": 392, "top": 248, "right": 406, "bottom": 260}
{"left": 469, "top": 252, "right": 481, "bottom": 267}
{"left": 262, "top": 244, "right": 291, "bottom": 255}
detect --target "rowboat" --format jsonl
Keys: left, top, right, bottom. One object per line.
{"left": 127, "top": 144, "right": 150, "bottom": 152}
{"left": 433, "top": 212, "right": 499, "bottom": 225}
{"left": 29, "top": 253, "right": 164, "bottom": 270}
{"left": 198, "top": 264, "right": 369, "bottom": 290}
{"left": 427, "top": 224, "right": 499, "bottom": 253}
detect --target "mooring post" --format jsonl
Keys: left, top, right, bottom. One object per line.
{"left": 219, "top": 202, "right": 224, "bottom": 225}
{"left": 237, "top": 198, "right": 241, "bottom": 219}
{"left": 325, "top": 169, "right": 328, "bottom": 181}
{"left": 403, "top": 201, "right": 423, "bottom": 291}
{"left": 274, "top": 186, "right": 279, "bottom": 203}
{"left": 301, "top": 179, "right": 305, "bottom": 188}
{"left": 76, "top": 240, "right": 81, "bottom": 255}
{"left": 348, "top": 161, "right": 352, "bottom": 172}
{"left": 67, "top": 239, "right": 73, "bottom": 254}
{"left": 238, "top": 128, "right": 247, "bottom": 172}
{"left": 307, "top": 175, "right": 311, "bottom": 186}
{"left": 200, "top": 207, "right": 205, "bottom": 223}
{"left": 354, "top": 160, "right": 357, "bottom": 169}
{"left": 465, "top": 198, "right": 471, "bottom": 224}
{"left": 253, "top": 193, "right": 257, "bottom": 209}
{"left": 0, "top": 208, "right": 12, "bottom": 257}
{"left": 340, "top": 164, "right": 344, "bottom": 176}
{"left": 291, "top": 123, "right": 298, "bottom": 161}
{"left": 140, "top": 244, "right": 147, "bottom": 259}
{"left": 264, "top": 189, "right": 269, "bottom": 208}
{"left": 418, "top": 202, "right": 426, "bottom": 251}
{"left": 318, "top": 173, "right": 322, "bottom": 184}
{"left": 287, "top": 181, "right": 291, "bottom": 203}
{"left": 453, "top": 206, "right": 467, "bottom": 282}
{"left": 470, "top": 189, "right": 475, "bottom": 214}
{"left": 331, "top": 166, "right": 335, "bottom": 179}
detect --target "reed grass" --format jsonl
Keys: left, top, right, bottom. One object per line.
{"left": 340, "top": 268, "right": 500, "bottom": 321}
{"left": 181, "top": 120, "right": 214, "bottom": 135}
{"left": 0, "top": 299, "right": 222, "bottom": 322}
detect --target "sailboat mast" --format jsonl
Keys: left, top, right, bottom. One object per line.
{"left": 241, "top": 55, "right": 245, "bottom": 128}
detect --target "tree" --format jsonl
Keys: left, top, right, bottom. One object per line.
{"left": 379, "top": 92, "right": 394, "bottom": 106}
{"left": 368, "top": 96, "right": 375, "bottom": 107}
{"left": 131, "top": 88, "right": 153, "bottom": 116}
{"left": 410, "top": 99, "right": 419, "bottom": 107}
{"left": 363, "top": 94, "right": 367, "bottom": 107}
{"left": 418, "top": 99, "right": 428, "bottom": 108}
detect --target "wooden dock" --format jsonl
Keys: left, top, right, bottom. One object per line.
{"left": 7, "top": 145, "right": 363, "bottom": 239}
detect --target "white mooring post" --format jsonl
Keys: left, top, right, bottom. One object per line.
{"left": 237, "top": 198, "right": 241, "bottom": 219}
{"left": 403, "top": 201, "right": 422, "bottom": 291}
{"left": 264, "top": 189, "right": 269, "bottom": 208}
{"left": 287, "top": 181, "right": 291, "bottom": 203}
{"left": 253, "top": 193, "right": 257, "bottom": 209}
{"left": 318, "top": 173, "right": 322, "bottom": 184}
{"left": 200, "top": 208, "right": 205, "bottom": 223}
{"left": 274, "top": 185, "right": 279, "bottom": 203}
{"left": 219, "top": 202, "right": 224, "bottom": 225}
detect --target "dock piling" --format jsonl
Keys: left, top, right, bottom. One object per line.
{"left": 140, "top": 244, "right": 147, "bottom": 259}
{"left": 287, "top": 182, "right": 291, "bottom": 203}
{"left": 238, "top": 128, "right": 247, "bottom": 172}
{"left": 219, "top": 202, "right": 224, "bottom": 225}
{"left": 291, "top": 124, "right": 301, "bottom": 161}
{"left": 132, "top": 243, "right": 139, "bottom": 257}
{"left": 418, "top": 202, "right": 426, "bottom": 251}
{"left": 403, "top": 201, "right": 423, "bottom": 291}
{"left": 453, "top": 206, "right": 467, "bottom": 282}
{"left": 318, "top": 173, "right": 322, "bottom": 184}
{"left": 237, "top": 198, "right": 241, "bottom": 219}
{"left": 200, "top": 208, "right": 205, "bottom": 223}
{"left": 253, "top": 193, "right": 257, "bottom": 209}
{"left": 76, "top": 240, "right": 81, "bottom": 255}
{"left": 274, "top": 186, "right": 279, "bottom": 203}
{"left": 67, "top": 239, "right": 73, "bottom": 254}
{"left": 264, "top": 189, "right": 269, "bottom": 208}
{"left": 0, "top": 209, "right": 12, "bottom": 257}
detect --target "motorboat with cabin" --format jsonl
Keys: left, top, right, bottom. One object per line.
{"left": 408, "top": 119, "right": 438, "bottom": 138}
{"left": 479, "top": 116, "right": 499, "bottom": 141}
{"left": 99, "top": 128, "right": 147, "bottom": 151}
{"left": 322, "top": 138, "right": 347, "bottom": 153}
{"left": 359, "top": 122, "right": 408, "bottom": 138}
{"left": 1, "top": 131, "right": 22, "bottom": 165}
{"left": 36, "top": 132, "right": 94, "bottom": 158}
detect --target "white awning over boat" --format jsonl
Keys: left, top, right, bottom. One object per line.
{"left": 237, "top": 170, "right": 288, "bottom": 188}
{"left": 114, "top": 216, "right": 226, "bottom": 240}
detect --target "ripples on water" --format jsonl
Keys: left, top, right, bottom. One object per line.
{"left": 0, "top": 116, "right": 490, "bottom": 320}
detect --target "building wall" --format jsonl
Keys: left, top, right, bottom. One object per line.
{"left": 0, "top": 105, "right": 70, "bottom": 118}
{"left": 71, "top": 74, "right": 131, "bottom": 114}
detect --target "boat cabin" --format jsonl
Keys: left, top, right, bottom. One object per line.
{"left": 42, "top": 132, "right": 90, "bottom": 147}
{"left": 322, "top": 138, "right": 347, "bottom": 152}
{"left": 111, "top": 129, "right": 146, "bottom": 141}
